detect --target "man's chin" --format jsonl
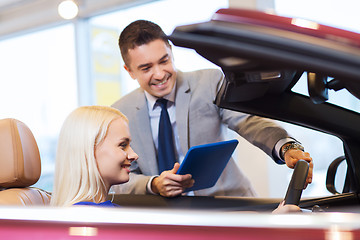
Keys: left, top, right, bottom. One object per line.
{"left": 150, "top": 86, "right": 172, "bottom": 98}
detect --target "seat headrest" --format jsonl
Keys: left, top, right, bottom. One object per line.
{"left": 0, "top": 118, "right": 41, "bottom": 188}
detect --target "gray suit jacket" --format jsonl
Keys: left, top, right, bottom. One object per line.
{"left": 111, "top": 69, "right": 289, "bottom": 196}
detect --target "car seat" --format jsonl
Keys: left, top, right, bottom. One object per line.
{"left": 0, "top": 118, "right": 51, "bottom": 205}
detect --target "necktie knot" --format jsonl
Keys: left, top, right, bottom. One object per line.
{"left": 156, "top": 98, "right": 168, "bottom": 109}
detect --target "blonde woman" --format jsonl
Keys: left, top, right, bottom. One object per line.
{"left": 51, "top": 106, "right": 138, "bottom": 207}
{"left": 50, "top": 105, "right": 299, "bottom": 212}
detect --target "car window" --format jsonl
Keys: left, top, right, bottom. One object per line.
{"left": 281, "top": 72, "right": 357, "bottom": 197}
{"left": 292, "top": 72, "right": 360, "bottom": 114}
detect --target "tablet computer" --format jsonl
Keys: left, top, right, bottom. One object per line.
{"left": 177, "top": 139, "right": 238, "bottom": 192}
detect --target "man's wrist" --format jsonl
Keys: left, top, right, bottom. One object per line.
{"left": 274, "top": 138, "right": 296, "bottom": 162}
{"left": 151, "top": 177, "right": 160, "bottom": 194}
{"left": 146, "top": 176, "right": 159, "bottom": 195}
{"left": 281, "top": 142, "right": 305, "bottom": 160}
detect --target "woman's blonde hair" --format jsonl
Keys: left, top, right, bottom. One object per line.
{"left": 50, "top": 106, "right": 128, "bottom": 207}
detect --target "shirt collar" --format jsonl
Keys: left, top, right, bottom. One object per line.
{"left": 145, "top": 82, "right": 176, "bottom": 110}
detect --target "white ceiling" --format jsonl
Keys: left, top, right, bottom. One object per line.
{"left": 0, "top": 0, "right": 154, "bottom": 39}
{"left": 0, "top": 0, "right": 30, "bottom": 10}
{"left": 0, "top": 0, "right": 13, "bottom": 7}
{"left": 0, "top": 0, "right": 268, "bottom": 40}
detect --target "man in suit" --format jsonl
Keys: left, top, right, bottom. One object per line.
{"left": 111, "top": 20, "right": 313, "bottom": 197}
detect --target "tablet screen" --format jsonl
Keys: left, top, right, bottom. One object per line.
{"left": 177, "top": 139, "right": 238, "bottom": 192}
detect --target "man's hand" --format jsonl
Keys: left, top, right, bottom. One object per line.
{"left": 283, "top": 148, "right": 313, "bottom": 188}
{"left": 151, "top": 163, "right": 194, "bottom": 197}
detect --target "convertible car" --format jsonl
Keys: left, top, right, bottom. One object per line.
{"left": 1, "top": 8, "right": 360, "bottom": 239}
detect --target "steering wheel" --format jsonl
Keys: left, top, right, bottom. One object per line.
{"left": 284, "top": 160, "right": 309, "bottom": 205}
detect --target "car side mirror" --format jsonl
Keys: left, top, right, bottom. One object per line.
{"left": 326, "top": 156, "right": 348, "bottom": 194}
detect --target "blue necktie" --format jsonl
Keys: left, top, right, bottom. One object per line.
{"left": 157, "top": 98, "right": 176, "bottom": 173}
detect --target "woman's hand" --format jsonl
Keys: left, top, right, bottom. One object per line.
{"left": 272, "top": 201, "right": 301, "bottom": 214}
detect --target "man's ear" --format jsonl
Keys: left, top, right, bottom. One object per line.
{"left": 124, "top": 64, "right": 136, "bottom": 80}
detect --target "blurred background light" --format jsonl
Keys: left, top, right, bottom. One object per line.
{"left": 58, "top": 0, "right": 79, "bottom": 20}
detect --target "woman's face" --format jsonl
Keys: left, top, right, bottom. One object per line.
{"left": 95, "top": 118, "right": 138, "bottom": 190}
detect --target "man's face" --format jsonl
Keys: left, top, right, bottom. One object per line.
{"left": 124, "top": 39, "right": 177, "bottom": 98}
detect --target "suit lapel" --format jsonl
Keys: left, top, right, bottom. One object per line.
{"left": 175, "top": 71, "right": 191, "bottom": 154}
{"left": 133, "top": 91, "right": 159, "bottom": 175}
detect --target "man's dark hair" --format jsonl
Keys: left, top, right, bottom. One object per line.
{"left": 119, "top": 20, "right": 170, "bottom": 67}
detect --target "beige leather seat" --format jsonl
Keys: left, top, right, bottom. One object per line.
{"left": 0, "top": 118, "right": 51, "bottom": 205}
